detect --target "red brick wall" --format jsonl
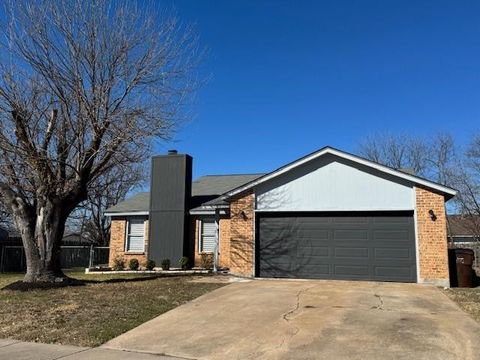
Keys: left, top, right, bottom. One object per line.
{"left": 108, "top": 218, "right": 149, "bottom": 268}
{"left": 415, "top": 187, "right": 449, "bottom": 286}
{"left": 229, "top": 190, "right": 255, "bottom": 276}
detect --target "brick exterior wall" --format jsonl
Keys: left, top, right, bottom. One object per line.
{"left": 229, "top": 190, "right": 255, "bottom": 277}
{"left": 193, "top": 218, "right": 231, "bottom": 269}
{"left": 108, "top": 218, "right": 149, "bottom": 268}
{"left": 415, "top": 187, "right": 450, "bottom": 286}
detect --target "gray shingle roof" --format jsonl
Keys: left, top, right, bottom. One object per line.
{"left": 105, "top": 192, "right": 150, "bottom": 213}
{"left": 192, "top": 174, "right": 264, "bottom": 196}
{"left": 105, "top": 174, "right": 264, "bottom": 214}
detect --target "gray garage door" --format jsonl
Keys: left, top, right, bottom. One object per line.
{"left": 257, "top": 213, "right": 416, "bottom": 282}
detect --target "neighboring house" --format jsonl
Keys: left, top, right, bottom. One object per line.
{"left": 62, "top": 233, "right": 96, "bottom": 246}
{"left": 105, "top": 146, "right": 457, "bottom": 286}
{"left": 447, "top": 215, "right": 480, "bottom": 244}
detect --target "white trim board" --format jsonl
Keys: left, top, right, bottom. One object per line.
{"left": 222, "top": 147, "right": 457, "bottom": 200}
{"left": 104, "top": 211, "right": 149, "bottom": 217}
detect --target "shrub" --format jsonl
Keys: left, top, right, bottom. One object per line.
{"left": 112, "top": 256, "right": 125, "bottom": 271}
{"left": 128, "top": 258, "right": 139, "bottom": 271}
{"left": 145, "top": 259, "right": 156, "bottom": 271}
{"left": 200, "top": 253, "right": 213, "bottom": 270}
{"left": 179, "top": 256, "right": 190, "bottom": 270}
{"left": 161, "top": 258, "right": 170, "bottom": 271}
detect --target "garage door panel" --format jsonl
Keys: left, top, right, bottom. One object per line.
{"left": 373, "top": 230, "right": 411, "bottom": 242}
{"left": 374, "top": 248, "right": 412, "bottom": 260}
{"left": 332, "top": 217, "right": 369, "bottom": 225}
{"left": 333, "top": 229, "right": 369, "bottom": 241}
{"left": 374, "top": 266, "right": 414, "bottom": 279}
{"left": 373, "top": 217, "right": 412, "bottom": 225}
{"left": 297, "top": 246, "right": 330, "bottom": 257}
{"left": 258, "top": 213, "right": 416, "bottom": 282}
{"left": 334, "top": 247, "right": 369, "bottom": 258}
{"left": 334, "top": 265, "right": 370, "bottom": 276}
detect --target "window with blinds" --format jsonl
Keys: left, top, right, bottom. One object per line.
{"left": 200, "top": 219, "right": 216, "bottom": 253}
{"left": 126, "top": 218, "right": 145, "bottom": 252}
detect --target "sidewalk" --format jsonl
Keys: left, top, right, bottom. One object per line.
{"left": 0, "top": 339, "right": 185, "bottom": 360}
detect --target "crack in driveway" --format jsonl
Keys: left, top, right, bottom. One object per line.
{"left": 371, "top": 293, "right": 384, "bottom": 310}
{"left": 273, "top": 285, "right": 318, "bottom": 350}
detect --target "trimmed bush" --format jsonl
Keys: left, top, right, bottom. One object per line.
{"left": 200, "top": 253, "right": 213, "bottom": 270}
{"left": 179, "top": 256, "right": 190, "bottom": 270}
{"left": 128, "top": 258, "right": 139, "bottom": 271}
{"left": 161, "top": 258, "right": 170, "bottom": 271}
{"left": 145, "top": 259, "right": 156, "bottom": 271}
{"left": 112, "top": 256, "right": 125, "bottom": 271}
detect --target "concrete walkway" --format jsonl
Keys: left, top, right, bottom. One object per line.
{"left": 0, "top": 339, "right": 184, "bottom": 360}
{"left": 104, "top": 279, "right": 480, "bottom": 360}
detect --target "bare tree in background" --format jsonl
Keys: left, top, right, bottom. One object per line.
{"left": 0, "top": 199, "right": 13, "bottom": 230}
{"left": 71, "top": 163, "right": 146, "bottom": 246}
{"left": 359, "top": 132, "right": 480, "bottom": 239}
{"left": 450, "top": 135, "right": 480, "bottom": 237}
{"left": 0, "top": 0, "right": 200, "bottom": 283}
{"left": 358, "top": 132, "right": 456, "bottom": 184}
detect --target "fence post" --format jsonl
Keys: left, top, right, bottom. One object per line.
{"left": 88, "top": 245, "right": 94, "bottom": 268}
{"left": 0, "top": 245, "right": 3, "bottom": 273}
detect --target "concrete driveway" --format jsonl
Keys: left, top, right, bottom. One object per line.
{"left": 104, "top": 279, "right": 480, "bottom": 360}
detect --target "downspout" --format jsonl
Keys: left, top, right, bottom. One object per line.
{"left": 213, "top": 208, "right": 219, "bottom": 273}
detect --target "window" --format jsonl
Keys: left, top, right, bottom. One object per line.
{"left": 200, "top": 219, "right": 216, "bottom": 253}
{"left": 126, "top": 218, "right": 145, "bottom": 252}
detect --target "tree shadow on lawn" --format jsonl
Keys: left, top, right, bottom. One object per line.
{"left": 1, "top": 273, "right": 201, "bottom": 292}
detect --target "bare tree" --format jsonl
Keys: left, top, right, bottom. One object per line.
{"left": 359, "top": 133, "right": 428, "bottom": 176}
{"left": 0, "top": 0, "right": 200, "bottom": 282}
{"left": 0, "top": 198, "right": 13, "bottom": 229}
{"left": 449, "top": 135, "right": 480, "bottom": 236}
{"left": 358, "top": 132, "right": 455, "bottom": 184}
{"left": 71, "top": 162, "right": 146, "bottom": 246}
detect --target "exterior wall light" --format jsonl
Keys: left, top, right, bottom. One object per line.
{"left": 240, "top": 210, "right": 248, "bottom": 220}
{"left": 428, "top": 209, "right": 437, "bottom": 221}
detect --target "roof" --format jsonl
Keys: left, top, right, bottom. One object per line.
{"left": 104, "top": 192, "right": 150, "bottom": 214}
{"left": 105, "top": 174, "right": 264, "bottom": 215}
{"left": 447, "top": 215, "right": 480, "bottom": 237}
{"left": 192, "top": 174, "right": 264, "bottom": 197}
{"left": 222, "top": 146, "right": 457, "bottom": 200}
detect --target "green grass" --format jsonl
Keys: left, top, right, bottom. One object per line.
{"left": 443, "top": 287, "right": 480, "bottom": 323}
{"left": 0, "top": 271, "right": 226, "bottom": 346}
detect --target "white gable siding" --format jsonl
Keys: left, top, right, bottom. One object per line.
{"left": 255, "top": 156, "right": 414, "bottom": 212}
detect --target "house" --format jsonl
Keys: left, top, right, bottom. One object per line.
{"left": 447, "top": 215, "right": 480, "bottom": 244}
{"left": 105, "top": 146, "right": 457, "bottom": 286}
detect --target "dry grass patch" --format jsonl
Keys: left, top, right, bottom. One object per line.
{"left": 0, "top": 272, "right": 226, "bottom": 346}
{"left": 443, "top": 287, "right": 480, "bottom": 323}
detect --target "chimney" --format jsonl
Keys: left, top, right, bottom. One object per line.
{"left": 148, "top": 151, "right": 192, "bottom": 264}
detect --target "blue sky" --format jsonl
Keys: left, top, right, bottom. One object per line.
{"left": 157, "top": 0, "right": 480, "bottom": 179}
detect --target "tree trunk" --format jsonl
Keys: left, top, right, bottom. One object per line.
{"left": 15, "top": 200, "right": 68, "bottom": 283}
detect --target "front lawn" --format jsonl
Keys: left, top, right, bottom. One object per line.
{"left": 443, "top": 287, "right": 480, "bottom": 323}
{"left": 0, "top": 271, "right": 226, "bottom": 346}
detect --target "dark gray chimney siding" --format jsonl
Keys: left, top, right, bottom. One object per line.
{"left": 148, "top": 154, "right": 192, "bottom": 264}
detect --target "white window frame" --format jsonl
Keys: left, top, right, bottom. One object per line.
{"left": 199, "top": 218, "right": 216, "bottom": 253}
{"left": 125, "top": 218, "right": 146, "bottom": 253}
